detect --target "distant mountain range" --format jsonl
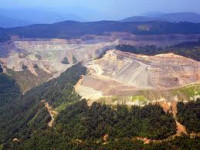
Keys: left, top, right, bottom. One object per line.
{"left": 121, "top": 12, "right": 200, "bottom": 23}
{"left": 0, "top": 9, "right": 85, "bottom": 28}
{"left": 0, "top": 15, "right": 33, "bottom": 28}
{"left": 1, "top": 10, "right": 200, "bottom": 28}
{"left": 0, "top": 27, "right": 9, "bottom": 42}
{"left": 4, "top": 21, "right": 200, "bottom": 40}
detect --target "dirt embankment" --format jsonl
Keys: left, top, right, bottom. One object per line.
{"left": 74, "top": 75, "right": 84, "bottom": 90}
{"left": 157, "top": 101, "right": 187, "bottom": 136}
{"left": 41, "top": 100, "right": 58, "bottom": 127}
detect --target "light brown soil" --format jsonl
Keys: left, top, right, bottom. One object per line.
{"left": 74, "top": 75, "right": 84, "bottom": 90}
{"left": 12, "top": 138, "right": 20, "bottom": 143}
{"left": 176, "top": 121, "right": 187, "bottom": 136}
{"left": 156, "top": 101, "right": 188, "bottom": 136}
{"left": 136, "top": 101, "right": 188, "bottom": 144}
{"left": 41, "top": 100, "right": 58, "bottom": 127}
{"left": 102, "top": 134, "right": 109, "bottom": 142}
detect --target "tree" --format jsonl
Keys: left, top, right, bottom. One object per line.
{"left": 33, "top": 64, "right": 38, "bottom": 69}
{"left": 0, "top": 64, "right": 3, "bottom": 73}
{"left": 62, "top": 57, "right": 69, "bottom": 64}
{"left": 72, "top": 55, "right": 78, "bottom": 64}
{"left": 22, "top": 64, "right": 28, "bottom": 70}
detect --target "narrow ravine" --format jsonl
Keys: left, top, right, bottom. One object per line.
{"left": 135, "top": 101, "right": 188, "bottom": 144}
{"left": 41, "top": 100, "right": 58, "bottom": 127}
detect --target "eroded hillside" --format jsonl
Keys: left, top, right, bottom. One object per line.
{"left": 0, "top": 39, "right": 117, "bottom": 92}
{"left": 76, "top": 50, "right": 200, "bottom": 104}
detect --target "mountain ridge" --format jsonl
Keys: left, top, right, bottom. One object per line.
{"left": 0, "top": 9, "right": 85, "bottom": 28}
{"left": 121, "top": 12, "right": 200, "bottom": 23}
{"left": 5, "top": 21, "right": 200, "bottom": 39}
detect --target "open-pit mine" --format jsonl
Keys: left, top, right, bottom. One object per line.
{"left": 1, "top": 36, "right": 200, "bottom": 105}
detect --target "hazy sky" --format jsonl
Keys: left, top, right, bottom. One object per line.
{"left": 0, "top": 0, "right": 200, "bottom": 20}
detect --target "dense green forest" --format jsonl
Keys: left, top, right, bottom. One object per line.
{"left": 177, "top": 99, "right": 200, "bottom": 133}
{"left": 6, "top": 21, "right": 200, "bottom": 39}
{"left": 0, "top": 28, "right": 10, "bottom": 42}
{"left": 4, "top": 100, "right": 176, "bottom": 149}
{"left": 5, "top": 100, "right": 200, "bottom": 150}
{"left": 56, "top": 100, "right": 176, "bottom": 140}
{"left": 0, "top": 65, "right": 3, "bottom": 73}
{"left": 0, "top": 73, "right": 21, "bottom": 106}
{"left": 0, "top": 63, "right": 87, "bottom": 145}
{"left": 10, "top": 135, "right": 200, "bottom": 150}
{"left": 116, "top": 41, "right": 200, "bottom": 61}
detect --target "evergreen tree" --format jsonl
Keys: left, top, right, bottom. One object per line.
{"left": 0, "top": 64, "right": 3, "bottom": 73}
{"left": 62, "top": 57, "right": 69, "bottom": 64}
{"left": 72, "top": 55, "right": 78, "bottom": 64}
{"left": 22, "top": 64, "right": 28, "bottom": 70}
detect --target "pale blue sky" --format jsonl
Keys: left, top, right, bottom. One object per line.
{"left": 0, "top": 0, "right": 199, "bottom": 20}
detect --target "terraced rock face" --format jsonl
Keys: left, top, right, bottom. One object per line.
{"left": 0, "top": 39, "right": 117, "bottom": 92}
{"left": 76, "top": 50, "right": 200, "bottom": 100}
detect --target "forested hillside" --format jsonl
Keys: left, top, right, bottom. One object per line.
{"left": 5, "top": 100, "right": 176, "bottom": 149}
{"left": 0, "top": 28, "right": 9, "bottom": 42}
{"left": 177, "top": 99, "right": 200, "bottom": 133}
{"left": 13, "top": 135, "right": 200, "bottom": 150}
{"left": 6, "top": 100, "right": 200, "bottom": 150}
{"left": 116, "top": 41, "right": 200, "bottom": 61}
{"left": 0, "top": 63, "right": 87, "bottom": 146}
{"left": 6, "top": 21, "right": 200, "bottom": 39}
{"left": 0, "top": 73, "right": 21, "bottom": 106}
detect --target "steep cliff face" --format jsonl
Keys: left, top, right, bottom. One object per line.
{"left": 0, "top": 39, "right": 117, "bottom": 92}
{"left": 76, "top": 50, "right": 200, "bottom": 101}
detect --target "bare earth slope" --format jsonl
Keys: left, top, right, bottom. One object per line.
{"left": 76, "top": 50, "right": 200, "bottom": 100}
{"left": 0, "top": 39, "right": 117, "bottom": 92}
